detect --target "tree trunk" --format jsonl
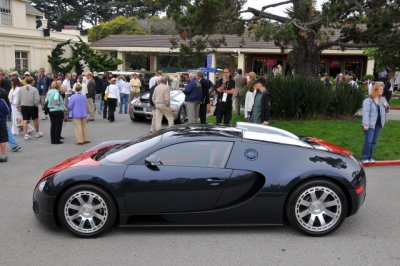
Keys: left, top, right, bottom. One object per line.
{"left": 289, "top": 0, "right": 321, "bottom": 77}
{"left": 289, "top": 39, "right": 321, "bottom": 77}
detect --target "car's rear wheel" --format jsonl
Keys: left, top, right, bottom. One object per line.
{"left": 176, "top": 106, "right": 186, "bottom": 124}
{"left": 57, "top": 184, "right": 116, "bottom": 238}
{"left": 286, "top": 180, "right": 347, "bottom": 236}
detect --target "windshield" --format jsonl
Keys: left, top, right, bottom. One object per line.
{"left": 99, "top": 133, "right": 163, "bottom": 163}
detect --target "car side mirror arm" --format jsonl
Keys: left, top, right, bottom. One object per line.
{"left": 145, "top": 155, "right": 163, "bottom": 167}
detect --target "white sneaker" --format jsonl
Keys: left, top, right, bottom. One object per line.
{"left": 369, "top": 159, "right": 375, "bottom": 163}
{"left": 35, "top": 131, "right": 44, "bottom": 138}
{"left": 24, "top": 134, "right": 31, "bottom": 140}
{"left": 362, "top": 160, "right": 369, "bottom": 164}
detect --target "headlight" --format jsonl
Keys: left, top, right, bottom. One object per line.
{"left": 38, "top": 180, "right": 46, "bottom": 192}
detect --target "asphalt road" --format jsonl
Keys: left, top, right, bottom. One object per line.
{"left": 1, "top": 113, "right": 400, "bottom": 266}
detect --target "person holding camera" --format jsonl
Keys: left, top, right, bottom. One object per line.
{"left": 215, "top": 68, "right": 236, "bottom": 125}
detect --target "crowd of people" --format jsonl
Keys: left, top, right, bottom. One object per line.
{"left": 0, "top": 69, "right": 149, "bottom": 162}
{"left": 2, "top": 64, "right": 395, "bottom": 164}
{"left": 0, "top": 66, "right": 276, "bottom": 163}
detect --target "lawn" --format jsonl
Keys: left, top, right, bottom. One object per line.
{"left": 390, "top": 97, "right": 400, "bottom": 108}
{"left": 206, "top": 113, "right": 400, "bottom": 160}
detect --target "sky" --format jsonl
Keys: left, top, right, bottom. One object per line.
{"left": 243, "top": 0, "right": 326, "bottom": 18}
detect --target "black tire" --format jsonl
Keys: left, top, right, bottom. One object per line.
{"left": 130, "top": 114, "right": 145, "bottom": 122}
{"left": 57, "top": 184, "right": 117, "bottom": 238}
{"left": 286, "top": 179, "right": 347, "bottom": 236}
{"left": 176, "top": 106, "right": 186, "bottom": 124}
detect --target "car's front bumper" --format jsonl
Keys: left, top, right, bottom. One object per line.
{"left": 32, "top": 181, "right": 57, "bottom": 227}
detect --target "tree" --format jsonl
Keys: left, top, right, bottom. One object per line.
{"left": 47, "top": 40, "right": 76, "bottom": 74}
{"left": 88, "top": 16, "right": 145, "bottom": 42}
{"left": 48, "top": 39, "right": 123, "bottom": 73}
{"left": 160, "top": 0, "right": 400, "bottom": 77}
{"left": 31, "top": 0, "right": 165, "bottom": 30}
{"left": 138, "top": 17, "right": 178, "bottom": 35}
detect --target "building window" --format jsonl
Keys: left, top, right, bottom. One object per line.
{"left": 0, "top": 0, "right": 12, "bottom": 26}
{"left": 15, "top": 51, "right": 29, "bottom": 71}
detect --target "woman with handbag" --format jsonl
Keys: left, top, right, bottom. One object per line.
{"left": 45, "top": 81, "right": 65, "bottom": 144}
{"left": 361, "top": 82, "right": 390, "bottom": 164}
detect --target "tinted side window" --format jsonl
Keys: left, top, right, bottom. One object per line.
{"left": 152, "top": 141, "right": 233, "bottom": 168}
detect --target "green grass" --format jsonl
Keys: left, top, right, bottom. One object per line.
{"left": 390, "top": 97, "right": 400, "bottom": 108}
{"left": 206, "top": 113, "right": 400, "bottom": 160}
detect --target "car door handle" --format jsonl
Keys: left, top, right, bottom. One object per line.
{"left": 207, "top": 178, "right": 225, "bottom": 186}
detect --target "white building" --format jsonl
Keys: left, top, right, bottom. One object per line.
{"left": 0, "top": 0, "right": 87, "bottom": 73}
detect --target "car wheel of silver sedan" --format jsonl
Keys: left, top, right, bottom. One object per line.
{"left": 287, "top": 179, "right": 347, "bottom": 236}
{"left": 58, "top": 184, "right": 116, "bottom": 238}
{"left": 177, "top": 106, "right": 186, "bottom": 124}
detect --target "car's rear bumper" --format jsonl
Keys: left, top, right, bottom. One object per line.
{"left": 348, "top": 168, "right": 367, "bottom": 216}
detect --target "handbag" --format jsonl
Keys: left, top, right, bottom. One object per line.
{"left": 104, "top": 87, "right": 109, "bottom": 101}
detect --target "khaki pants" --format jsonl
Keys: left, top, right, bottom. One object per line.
{"left": 87, "top": 98, "right": 95, "bottom": 120}
{"left": 73, "top": 118, "right": 88, "bottom": 144}
{"left": 150, "top": 108, "right": 157, "bottom": 133}
{"left": 155, "top": 103, "right": 174, "bottom": 131}
{"left": 186, "top": 101, "right": 200, "bottom": 124}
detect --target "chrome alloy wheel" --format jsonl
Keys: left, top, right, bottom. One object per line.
{"left": 294, "top": 186, "right": 342, "bottom": 233}
{"left": 63, "top": 191, "right": 108, "bottom": 234}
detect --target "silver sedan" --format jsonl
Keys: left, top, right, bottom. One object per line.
{"left": 129, "top": 90, "right": 187, "bottom": 124}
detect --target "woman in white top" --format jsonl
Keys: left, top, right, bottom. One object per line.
{"left": 105, "top": 78, "right": 120, "bottom": 122}
{"left": 9, "top": 77, "right": 22, "bottom": 135}
{"left": 119, "top": 76, "right": 131, "bottom": 114}
{"left": 244, "top": 81, "right": 256, "bottom": 120}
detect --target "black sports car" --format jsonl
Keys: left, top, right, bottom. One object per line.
{"left": 33, "top": 122, "right": 366, "bottom": 237}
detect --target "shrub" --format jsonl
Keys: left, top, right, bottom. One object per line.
{"left": 328, "top": 83, "right": 365, "bottom": 117}
{"left": 267, "top": 76, "right": 331, "bottom": 119}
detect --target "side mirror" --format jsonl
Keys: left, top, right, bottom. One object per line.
{"left": 145, "top": 155, "right": 163, "bottom": 167}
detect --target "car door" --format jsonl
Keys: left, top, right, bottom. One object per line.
{"left": 123, "top": 141, "right": 234, "bottom": 213}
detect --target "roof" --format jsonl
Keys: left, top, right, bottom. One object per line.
{"left": 26, "top": 4, "right": 43, "bottom": 16}
{"left": 91, "top": 34, "right": 278, "bottom": 50}
{"left": 91, "top": 31, "right": 361, "bottom": 51}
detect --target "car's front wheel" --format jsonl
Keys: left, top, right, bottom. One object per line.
{"left": 57, "top": 184, "right": 116, "bottom": 238}
{"left": 286, "top": 179, "right": 347, "bottom": 236}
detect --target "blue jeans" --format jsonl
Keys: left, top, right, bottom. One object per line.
{"left": 119, "top": 93, "right": 129, "bottom": 114}
{"left": 7, "top": 126, "right": 19, "bottom": 149}
{"left": 361, "top": 125, "right": 383, "bottom": 160}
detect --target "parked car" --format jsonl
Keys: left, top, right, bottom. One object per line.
{"left": 33, "top": 123, "right": 366, "bottom": 238}
{"left": 129, "top": 90, "right": 187, "bottom": 124}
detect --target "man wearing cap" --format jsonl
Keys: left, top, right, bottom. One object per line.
{"left": 34, "top": 67, "right": 52, "bottom": 120}
{"left": 183, "top": 72, "right": 202, "bottom": 124}
{"left": 250, "top": 77, "right": 271, "bottom": 125}
{"left": 21, "top": 71, "right": 32, "bottom": 86}
{"left": 215, "top": 68, "right": 236, "bottom": 125}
